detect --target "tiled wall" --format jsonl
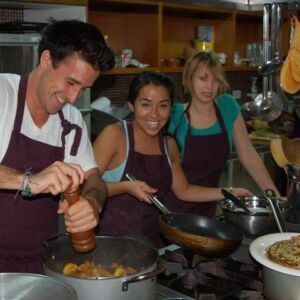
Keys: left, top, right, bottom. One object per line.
{"left": 91, "top": 71, "right": 260, "bottom": 106}
{"left": 0, "top": 8, "right": 23, "bottom": 23}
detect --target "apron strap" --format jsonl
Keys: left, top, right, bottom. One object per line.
{"left": 58, "top": 110, "right": 82, "bottom": 156}
{"left": 14, "top": 75, "right": 29, "bottom": 132}
{"left": 127, "top": 122, "right": 135, "bottom": 151}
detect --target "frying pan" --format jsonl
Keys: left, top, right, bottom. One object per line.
{"left": 126, "top": 174, "right": 242, "bottom": 256}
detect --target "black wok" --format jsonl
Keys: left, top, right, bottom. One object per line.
{"left": 159, "top": 213, "right": 242, "bottom": 256}
{"left": 126, "top": 174, "right": 242, "bottom": 256}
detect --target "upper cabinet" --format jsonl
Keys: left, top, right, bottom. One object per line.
{"left": 0, "top": 0, "right": 87, "bottom": 22}
{"left": 89, "top": 0, "right": 159, "bottom": 68}
{"left": 161, "top": 3, "right": 236, "bottom": 68}
{"left": 4, "top": 0, "right": 87, "bottom": 5}
{"left": 88, "top": 0, "right": 268, "bottom": 74}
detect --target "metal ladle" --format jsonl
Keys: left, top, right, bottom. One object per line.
{"left": 242, "top": 4, "right": 282, "bottom": 122}
{"left": 257, "top": 3, "right": 283, "bottom": 75}
{"left": 242, "top": 76, "right": 273, "bottom": 119}
{"left": 265, "top": 2, "right": 283, "bottom": 120}
{"left": 242, "top": 4, "right": 272, "bottom": 119}
{"left": 257, "top": 57, "right": 281, "bottom": 75}
{"left": 274, "top": 3, "right": 291, "bottom": 111}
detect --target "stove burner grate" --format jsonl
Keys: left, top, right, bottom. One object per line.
{"left": 158, "top": 249, "right": 264, "bottom": 300}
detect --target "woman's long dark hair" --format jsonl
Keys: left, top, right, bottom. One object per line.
{"left": 128, "top": 71, "right": 175, "bottom": 104}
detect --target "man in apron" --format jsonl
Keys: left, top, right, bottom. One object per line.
{"left": 0, "top": 20, "right": 115, "bottom": 273}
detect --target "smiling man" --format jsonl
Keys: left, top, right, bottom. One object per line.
{"left": 0, "top": 19, "right": 115, "bottom": 273}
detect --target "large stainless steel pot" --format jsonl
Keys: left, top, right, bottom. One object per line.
{"left": 220, "top": 196, "right": 289, "bottom": 236}
{"left": 42, "top": 235, "right": 164, "bottom": 300}
{"left": 250, "top": 232, "right": 300, "bottom": 300}
{"left": 0, "top": 272, "right": 77, "bottom": 300}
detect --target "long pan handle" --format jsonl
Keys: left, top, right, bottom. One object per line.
{"left": 221, "top": 188, "right": 251, "bottom": 214}
{"left": 125, "top": 173, "right": 171, "bottom": 215}
{"left": 264, "top": 189, "right": 286, "bottom": 233}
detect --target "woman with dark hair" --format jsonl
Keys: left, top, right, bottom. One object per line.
{"left": 165, "top": 51, "right": 280, "bottom": 218}
{"left": 93, "top": 71, "right": 251, "bottom": 247}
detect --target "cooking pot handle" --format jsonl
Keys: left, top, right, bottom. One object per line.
{"left": 122, "top": 266, "right": 165, "bottom": 291}
{"left": 44, "top": 232, "right": 70, "bottom": 248}
{"left": 264, "top": 189, "right": 286, "bottom": 232}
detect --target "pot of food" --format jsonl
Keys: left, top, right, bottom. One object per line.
{"left": 42, "top": 235, "right": 164, "bottom": 300}
{"left": 0, "top": 272, "right": 77, "bottom": 300}
{"left": 250, "top": 232, "right": 300, "bottom": 300}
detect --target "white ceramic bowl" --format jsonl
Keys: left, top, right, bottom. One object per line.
{"left": 250, "top": 232, "right": 300, "bottom": 300}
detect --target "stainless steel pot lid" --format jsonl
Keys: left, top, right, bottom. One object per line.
{"left": 0, "top": 273, "right": 77, "bottom": 300}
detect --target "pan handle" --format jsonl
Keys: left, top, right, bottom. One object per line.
{"left": 125, "top": 173, "right": 171, "bottom": 215}
{"left": 221, "top": 188, "right": 251, "bottom": 214}
{"left": 122, "top": 266, "right": 165, "bottom": 291}
{"left": 264, "top": 189, "right": 286, "bottom": 233}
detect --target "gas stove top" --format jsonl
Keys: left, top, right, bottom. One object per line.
{"left": 156, "top": 238, "right": 264, "bottom": 300}
{"left": 156, "top": 245, "right": 194, "bottom": 300}
{"left": 156, "top": 283, "right": 194, "bottom": 299}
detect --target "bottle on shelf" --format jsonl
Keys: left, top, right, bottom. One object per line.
{"left": 234, "top": 50, "right": 241, "bottom": 66}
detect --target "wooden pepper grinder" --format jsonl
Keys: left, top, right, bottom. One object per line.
{"left": 63, "top": 187, "right": 96, "bottom": 253}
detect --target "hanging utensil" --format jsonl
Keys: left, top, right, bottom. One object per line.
{"left": 257, "top": 57, "right": 281, "bottom": 75}
{"left": 257, "top": 3, "right": 282, "bottom": 75}
{"left": 273, "top": 3, "right": 291, "bottom": 111}
{"left": 242, "top": 4, "right": 273, "bottom": 120}
{"left": 243, "top": 3, "right": 283, "bottom": 122}
{"left": 262, "top": 3, "right": 282, "bottom": 121}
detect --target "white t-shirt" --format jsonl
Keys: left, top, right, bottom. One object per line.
{"left": 0, "top": 73, "right": 97, "bottom": 172}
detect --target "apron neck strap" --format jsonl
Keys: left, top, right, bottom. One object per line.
{"left": 14, "top": 75, "right": 29, "bottom": 132}
{"left": 58, "top": 110, "right": 82, "bottom": 156}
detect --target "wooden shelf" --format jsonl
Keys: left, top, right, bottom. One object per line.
{"left": 104, "top": 67, "right": 161, "bottom": 75}
{"left": 11, "top": 0, "right": 87, "bottom": 5}
{"left": 88, "top": 0, "right": 289, "bottom": 75}
{"left": 103, "top": 65, "right": 258, "bottom": 75}
{"left": 224, "top": 65, "right": 258, "bottom": 72}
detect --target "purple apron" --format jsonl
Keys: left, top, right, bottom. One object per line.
{"left": 164, "top": 102, "right": 230, "bottom": 218}
{"left": 0, "top": 75, "right": 81, "bottom": 273}
{"left": 99, "top": 122, "right": 172, "bottom": 248}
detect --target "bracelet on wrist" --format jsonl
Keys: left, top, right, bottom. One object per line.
{"left": 21, "top": 168, "right": 34, "bottom": 197}
{"left": 227, "top": 186, "right": 233, "bottom": 193}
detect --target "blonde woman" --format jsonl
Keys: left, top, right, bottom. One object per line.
{"left": 165, "top": 51, "right": 280, "bottom": 217}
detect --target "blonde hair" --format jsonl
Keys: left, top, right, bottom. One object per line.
{"left": 182, "top": 51, "right": 229, "bottom": 101}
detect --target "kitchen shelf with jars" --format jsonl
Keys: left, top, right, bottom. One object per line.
{"left": 88, "top": 0, "right": 277, "bottom": 75}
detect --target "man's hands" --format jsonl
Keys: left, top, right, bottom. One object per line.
{"left": 58, "top": 196, "right": 99, "bottom": 233}
{"left": 29, "top": 161, "right": 100, "bottom": 233}
{"left": 30, "top": 161, "right": 85, "bottom": 195}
